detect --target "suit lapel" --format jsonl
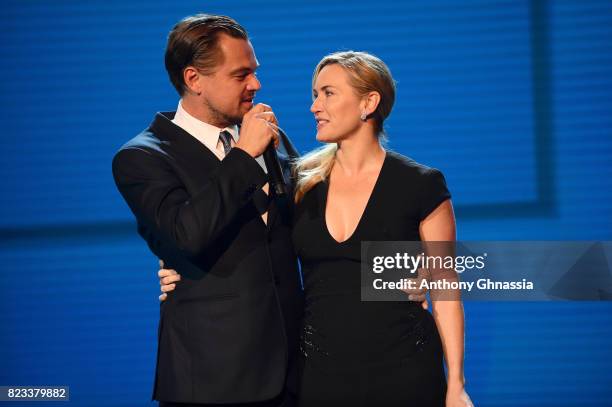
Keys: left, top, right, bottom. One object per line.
{"left": 150, "top": 112, "right": 297, "bottom": 230}
{"left": 150, "top": 112, "right": 221, "bottom": 165}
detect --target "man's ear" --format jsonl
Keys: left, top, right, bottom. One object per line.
{"left": 183, "top": 66, "right": 202, "bottom": 95}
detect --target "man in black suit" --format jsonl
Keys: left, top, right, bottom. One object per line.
{"left": 112, "top": 14, "right": 303, "bottom": 406}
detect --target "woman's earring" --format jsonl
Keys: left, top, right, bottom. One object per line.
{"left": 360, "top": 112, "right": 367, "bottom": 121}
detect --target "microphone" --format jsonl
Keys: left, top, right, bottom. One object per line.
{"left": 262, "top": 129, "right": 288, "bottom": 197}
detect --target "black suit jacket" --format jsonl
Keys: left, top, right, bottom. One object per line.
{"left": 112, "top": 112, "right": 303, "bottom": 404}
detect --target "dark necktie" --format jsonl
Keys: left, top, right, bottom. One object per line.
{"left": 219, "top": 130, "right": 233, "bottom": 155}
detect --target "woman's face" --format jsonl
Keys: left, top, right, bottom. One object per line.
{"left": 310, "top": 64, "right": 364, "bottom": 142}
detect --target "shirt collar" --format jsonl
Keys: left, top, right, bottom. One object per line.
{"left": 171, "top": 100, "right": 239, "bottom": 149}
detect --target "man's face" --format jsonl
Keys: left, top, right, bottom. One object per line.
{"left": 198, "top": 34, "right": 261, "bottom": 127}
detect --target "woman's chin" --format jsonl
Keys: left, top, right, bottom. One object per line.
{"left": 316, "top": 132, "right": 336, "bottom": 143}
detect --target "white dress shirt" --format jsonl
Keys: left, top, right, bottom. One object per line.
{"left": 171, "top": 101, "right": 267, "bottom": 172}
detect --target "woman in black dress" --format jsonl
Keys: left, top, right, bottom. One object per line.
{"left": 291, "top": 52, "right": 470, "bottom": 407}
{"left": 159, "top": 51, "right": 472, "bottom": 407}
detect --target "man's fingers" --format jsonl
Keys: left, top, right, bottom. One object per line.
{"left": 258, "top": 120, "right": 280, "bottom": 145}
{"left": 159, "top": 293, "right": 167, "bottom": 302}
{"left": 255, "top": 111, "right": 276, "bottom": 119}
{"left": 417, "top": 267, "right": 431, "bottom": 280}
{"left": 265, "top": 121, "right": 282, "bottom": 148}
{"left": 406, "top": 293, "right": 426, "bottom": 302}
{"left": 255, "top": 112, "right": 279, "bottom": 128}
{"left": 161, "top": 275, "right": 181, "bottom": 285}
{"left": 260, "top": 117, "right": 279, "bottom": 128}
{"left": 160, "top": 283, "right": 176, "bottom": 293}
{"left": 267, "top": 123, "right": 280, "bottom": 138}
{"left": 250, "top": 103, "right": 272, "bottom": 114}
{"left": 158, "top": 268, "right": 178, "bottom": 278}
{"left": 159, "top": 259, "right": 164, "bottom": 268}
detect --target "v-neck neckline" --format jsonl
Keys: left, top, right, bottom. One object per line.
{"left": 322, "top": 152, "right": 388, "bottom": 244}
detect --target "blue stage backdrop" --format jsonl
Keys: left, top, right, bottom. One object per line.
{"left": 1, "top": 1, "right": 611, "bottom": 406}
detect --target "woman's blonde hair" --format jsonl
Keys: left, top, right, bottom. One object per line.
{"left": 293, "top": 51, "right": 396, "bottom": 203}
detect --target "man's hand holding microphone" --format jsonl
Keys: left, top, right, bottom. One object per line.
{"left": 235, "top": 103, "right": 280, "bottom": 158}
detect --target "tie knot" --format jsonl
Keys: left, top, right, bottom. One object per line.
{"left": 219, "top": 130, "right": 233, "bottom": 155}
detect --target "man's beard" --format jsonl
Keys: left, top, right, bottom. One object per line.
{"left": 204, "top": 98, "right": 243, "bottom": 127}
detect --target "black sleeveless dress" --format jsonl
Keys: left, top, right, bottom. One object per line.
{"left": 292, "top": 151, "right": 451, "bottom": 407}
